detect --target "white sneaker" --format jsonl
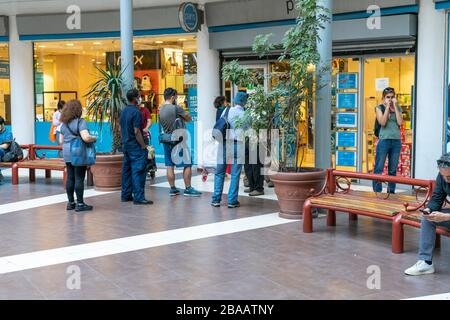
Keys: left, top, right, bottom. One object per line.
{"left": 404, "top": 260, "right": 435, "bottom": 276}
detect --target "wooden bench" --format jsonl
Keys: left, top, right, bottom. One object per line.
{"left": 393, "top": 210, "right": 450, "bottom": 254}
{"left": 303, "top": 169, "right": 434, "bottom": 253}
{"left": 12, "top": 145, "right": 93, "bottom": 187}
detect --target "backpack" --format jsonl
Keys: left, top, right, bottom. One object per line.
{"left": 212, "top": 107, "right": 231, "bottom": 141}
{"left": 2, "top": 139, "right": 23, "bottom": 162}
{"left": 158, "top": 105, "right": 184, "bottom": 146}
{"left": 374, "top": 104, "right": 385, "bottom": 139}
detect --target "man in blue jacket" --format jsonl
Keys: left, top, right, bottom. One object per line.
{"left": 120, "top": 89, "right": 153, "bottom": 205}
{"left": 0, "top": 116, "right": 12, "bottom": 182}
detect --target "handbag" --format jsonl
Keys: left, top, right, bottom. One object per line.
{"left": 66, "top": 119, "right": 96, "bottom": 166}
{"left": 158, "top": 105, "right": 183, "bottom": 146}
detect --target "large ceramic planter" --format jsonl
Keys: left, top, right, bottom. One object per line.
{"left": 269, "top": 169, "right": 326, "bottom": 219}
{"left": 90, "top": 154, "right": 124, "bottom": 191}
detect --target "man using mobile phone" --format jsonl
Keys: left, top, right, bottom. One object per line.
{"left": 405, "top": 153, "right": 450, "bottom": 276}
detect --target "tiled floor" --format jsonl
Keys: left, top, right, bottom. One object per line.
{"left": 0, "top": 167, "right": 449, "bottom": 300}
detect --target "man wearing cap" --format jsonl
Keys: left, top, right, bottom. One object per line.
{"left": 211, "top": 91, "right": 248, "bottom": 208}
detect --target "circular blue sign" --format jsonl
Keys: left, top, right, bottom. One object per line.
{"left": 179, "top": 3, "right": 200, "bottom": 32}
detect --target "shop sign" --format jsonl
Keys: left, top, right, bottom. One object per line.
{"left": 0, "top": 61, "right": 9, "bottom": 79}
{"left": 337, "top": 93, "right": 358, "bottom": 109}
{"left": 188, "top": 87, "right": 197, "bottom": 121}
{"left": 336, "top": 131, "right": 357, "bottom": 148}
{"left": 336, "top": 112, "right": 357, "bottom": 128}
{"left": 336, "top": 150, "right": 356, "bottom": 167}
{"left": 179, "top": 2, "right": 202, "bottom": 32}
{"left": 337, "top": 73, "right": 358, "bottom": 90}
{"left": 375, "top": 78, "right": 389, "bottom": 92}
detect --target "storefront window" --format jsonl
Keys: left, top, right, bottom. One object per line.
{"left": 0, "top": 43, "right": 10, "bottom": 124}
{"left": 33, "top": 36, "right": 197, "bottom": 156}
{"left": 332, "top": 55, "right": 415, "bottom": 176}
{"left": 33, "top": 36, "right": 197, "bottom": 123}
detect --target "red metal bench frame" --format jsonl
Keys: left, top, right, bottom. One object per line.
{"left": 303, "top": 169, "right": 434, "bottom": 253}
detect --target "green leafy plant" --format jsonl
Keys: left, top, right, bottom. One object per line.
{"left": 222, "top": 0, "right": 330, "bottom": 172}
{"left": 85, "top": 64, "right": 127, "bottom": 153}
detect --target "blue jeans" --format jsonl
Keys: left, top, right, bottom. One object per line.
{"left": 0, "top": 148, "right": 5, "bottom": 175}
{"left": 212, "top": 141, "right": 244, "bottom": 205}
{"left": 418, "top": 211, "right": 450, "bottom": 261}
{"left": 372, "top": 139, "right": 402, "bottom": 193}
{"left": 121, "top": 148, "right": 148, "bottom": 202}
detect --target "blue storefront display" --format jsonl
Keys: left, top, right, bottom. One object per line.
{"left": 337, "top": 73, "right": 358, "bottom": 90}
{"left": 337, "top": 93, "right": 358, "bottom": 109}
{"left": 336, "top": 113, "right": 357, "bottom": 128}
{"left": 336, "top": 131, "right": 357, "bottom": 148}
{"left": 336, "top": 150, "right": 356, "bottom": 167}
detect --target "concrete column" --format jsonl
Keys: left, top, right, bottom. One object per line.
{"left": 9, "top": 15, "right": 35, "bottom": 144}
{"left": 120, "top": 0, "right": 134, "bottom": 92}
{"left": 415, "top": 0, "right": 446, "bottom": 179}
{"left": 196, "top": 19, "right": 220, "bottom": 167}
{"left": 314, "top": 0, "right": 333, "bottom": 169}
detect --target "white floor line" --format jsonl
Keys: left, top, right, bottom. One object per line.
{"left": 405, "top": 292, "right": 450, "bottom": 300}
{"left": 0, "top": 213, "right": 295, "bottom": 274}
{"left": 0, "top": 189, "right": 115, "bottom": 215}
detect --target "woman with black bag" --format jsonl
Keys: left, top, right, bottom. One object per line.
{"left": 59, "top": 100, "right": 97, "bottom": 212}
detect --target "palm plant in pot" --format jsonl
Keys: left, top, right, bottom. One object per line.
{"left": 222, "top": 0, "right": 330, "bottom": 219}
{"left": 85, "top": 64, "right": 127, "bottom": 191}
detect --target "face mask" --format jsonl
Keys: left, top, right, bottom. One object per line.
{"left": 137, "top": 97, "right": 142, "bottom": 105}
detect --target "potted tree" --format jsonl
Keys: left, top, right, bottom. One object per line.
{"left": 85, "top": 64, "right": 127, "bottom": 191}
{"left": 222, "top": 0, "right": 330, "bottom": 219}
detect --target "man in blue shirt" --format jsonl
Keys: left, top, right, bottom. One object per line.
{"left": 0, "top": 116, "right": 13, "bottom": 182}
{"left": 120, "top": 89, "right": 153, "bottom": 205}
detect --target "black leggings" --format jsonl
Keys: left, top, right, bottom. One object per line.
{"left": 66, "top": 163, "right": 87, "bottom": 203}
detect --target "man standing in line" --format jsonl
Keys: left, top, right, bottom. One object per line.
{"left": 159, "top": 88, "right": 201, "bottom": 197}
{"left": 120, "top": 89, "right": 153, "bottom": 205}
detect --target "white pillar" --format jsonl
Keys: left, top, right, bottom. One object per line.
{"left": 120, "top": 0, "right": 134, "bottom": 92}
{"left": 315, "top": 0, "right": 333, "bottom": 169}
{"left": 196, "top": 20, "right": 220, "bottom": 167}
{"left": 9, "top": 15, "right": 35, "bottom": 144}
{"left": 415, "top": 0, "right": 446, "bottom": 179}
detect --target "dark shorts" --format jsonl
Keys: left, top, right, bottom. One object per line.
{"left": 163, "top": 143, "right": 192, "bottom": 168}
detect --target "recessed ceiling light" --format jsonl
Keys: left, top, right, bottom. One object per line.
{"left": 93, "top": 42, "right": 101, "bottom": 45}
{"left": 65, "top": 43, "right": 74, "bottom": 46}
{"left": 155, "top": 40, "right": 164, "bottom": 44}
{"left": 38, "top": 45, "right": 46, "bottom": 48}
{"left": 178, "top": 38, "right": 187, "bottom": 41}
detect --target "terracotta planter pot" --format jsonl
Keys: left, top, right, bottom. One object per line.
{"left": 90, "top": 154, "right": 124, "bottom": 191}
{"left": 269, "top": 169, "right": 326, "bottom": 219}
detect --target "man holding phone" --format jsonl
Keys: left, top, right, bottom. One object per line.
{"left": 405, "top": 153, "right": 450, "bottom": 276}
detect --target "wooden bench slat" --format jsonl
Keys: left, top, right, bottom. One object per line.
{"left": 310, "top": 192, "right": 422, "bottom": 217}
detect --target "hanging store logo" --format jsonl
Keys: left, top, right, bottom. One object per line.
{"left": 367, "top": 5, "right": 381, "bottom": 30}
{"left": 115, "top": 55, "right": 144, "bottom": 66}
{"left": 66, "top": 5, "right": 81, "bottom": 30}
{"left": 179, "top": 2, "right": 202, "bottom": 32}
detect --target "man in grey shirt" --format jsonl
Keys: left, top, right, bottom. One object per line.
{"left": 159, "top": 88, "right": 201, "bottom": 197}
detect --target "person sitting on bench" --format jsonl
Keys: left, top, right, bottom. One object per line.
{"left": 405, "top": 152, "right": 450, "bottom": 276}
{"left": 0, "top": 116, "right": 12, "bottom": 182}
